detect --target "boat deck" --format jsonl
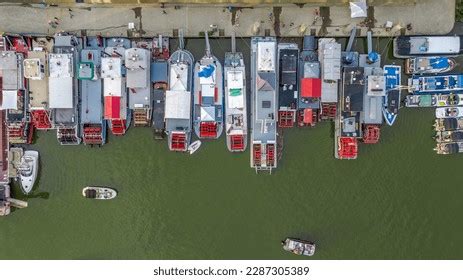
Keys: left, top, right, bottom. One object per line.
{"left": 152, "top": 89, "right": 165, "bottom": 132}
{"left": 26, "top": 51, "right": 49, "bottom": 109}
{"left": 80, "top": 49, "right": 103, "bottom": 124}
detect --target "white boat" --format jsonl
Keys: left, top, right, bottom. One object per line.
{"left": 282, "top": 238, "right": 316, "bottom": 257}
{"left": 19, "top": 150, "right": 39, "bottom": 194}
{"left": 82, "top": 186, "right": 117, "bottom": 200}
{"left": 188, "top": 140, "right": 202, "bottom": 155}
{"left": 435, "top": 107, "right": 463, "bottom": 118}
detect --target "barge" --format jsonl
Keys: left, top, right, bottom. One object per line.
{"left": 318, "top": 38, "right": 341, "bottom": 120}
{"left": 151, "top": 35, "right": 169, "bottom": 139}
{"left": 102, "top": 38, "right": 131, "bottom": 136}
{"left": 393, "top": 36, "right": 462, "bottom": 58}
{"left": 78, "top": 36, "right": 106, "bottom": 146}
{"left": 277, "top": 43, "right": 298, "bottom": 128}
{"left": 297, "top": 36, "right": 321, "bottom": 127}
{"left": 250, "top": 37, "right": 277, "bottom": 172}
{"left": 165, "top": 30, "right": 194, "bottom": 152}
{"left": 24, "top": 37, "right": 54, "bottom": 130}
{"left": 126, "top": 47, "right": 152, "bottom": 127}
{"left": 224, "top": 32, "right": 247, "bottom": 152}
{"left": 49, "top": 34, "right": 81, "bottom": 145}
{"left": 193, "top": 32, "right": 223, "bottom": 139}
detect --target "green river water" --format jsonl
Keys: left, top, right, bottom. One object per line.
{"left": 0, "top": 38, "right": 463, "bottom": 260}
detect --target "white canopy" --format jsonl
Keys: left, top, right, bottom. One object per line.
{"left": 200, "top": 106, "right": 215, "bottom": 121}
{"left": 170, "top": 63, "right": 188, "bottom": 91}
{"left": 49, "top": 77, "right": 73, "bottom": 108}
{"left": 0, "top": 90, "right": 18, "bottom": 110}
{"left": 165, "top": 90, "right": 191, "bottom": 120}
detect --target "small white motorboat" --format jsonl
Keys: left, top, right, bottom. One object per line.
{"left": 282, "top": 238, "right": 316, "bottom": 256}
{"left": 19, "top": 150, "right": 39, "bottom": 195}
{"left": 188, "top": 140, "right": 202, "bottom": 155}
{"left": 82, "top": 186, "right": 117, "bottom": 200}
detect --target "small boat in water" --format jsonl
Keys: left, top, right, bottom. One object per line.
{"left": 188, "top": 140, "right": 201, "bottom": 155}
{"left": 405, "top": 56, "right": 456, "bottom": 75}
{"left": 19, "top": 150, "right": 39, "bottom": 194}
{"left": 435, "top": 130, "right": 463, "bottom": 143}
{"left": 434, "top": 142, "right": 463, "bottom": 155}
{"left": 82, "top": 186, "right": 117, "bottom": 200}
{"left": 435, "top": 107, "right": 463, "bottom": 118}
{"left": 193, "top": 32, "right": 223, "bottom": 139}
{"left": 282, "top": 238, "right": 316, "bottom": 257}
{"left": 434, "top": 117, "right": 463, "bottom": 131}
{"left": 224, "top": 31, "right": 247, "bottom": 152}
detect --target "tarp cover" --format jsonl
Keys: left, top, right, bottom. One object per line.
{"left": 170, "top": 64, "right": 188, "bottom": 91}
{"left": 49, "top": 77, "right": 73, "bottom": 108}
{"left": 104, "top": 96, "right": 121, "bottom": 119}
{"left": 199, "top": 65, "right": 216, "bottom": 85}
{"left": 0, "top": 90, "right": 18, "bottom": 110}
{"left": 165, "top": 90, "right": 191, "bottom": 120}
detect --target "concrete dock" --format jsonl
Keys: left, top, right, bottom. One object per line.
{"left": 0, "top": 0, "right": 456, "bottom": 37}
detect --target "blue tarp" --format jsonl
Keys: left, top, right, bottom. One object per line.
{"left": 198, "top": 64, "right": 215, "bottom": 78}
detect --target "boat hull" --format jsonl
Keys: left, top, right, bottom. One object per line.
{"left": 19, "top": 150, "right": 39, "bottom": 195}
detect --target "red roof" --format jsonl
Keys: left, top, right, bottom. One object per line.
{"left": 301, "top": 78, "right": 322, "bottom": 98}
{"left": 303, "top": 108, "right": 313, "bottom": 124}
{"left": 104, "top": 96, "right": 121, "bottom": 120}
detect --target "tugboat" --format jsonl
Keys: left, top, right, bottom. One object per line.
{"left": 393, "top": 36, "right": 461, "bottom": 58}
{"left": 408, "top": 74, "right": 463, "bottom": 95}
{"left": 151, "top": 35, "right": 169, "bottom": 139}
{"left": 193, "top": 32, "right": 223, "bottom": 139}
{"left": 405, "top": 56, "right": 456, "bottom": 75}
{"left": 82, "top": 186, "right": 117, "bottom": 200}
{"left": 78, "top": 36, "right": 106, "bottom": 146}
{"left": 434, "top": 142, "right": 463, "bottom": 155}
{"left": 250, "top": 37, "right": 277, "bottom": 173}
{"left": 383, "top": 65, "right": 401, "bottom": 126}
{"left": 18, "top": 150, "right": 39, "bottom": 195}
{"left": 102, "top": 38, "right": 131, "bottom": 136}
{"left": 24, "top": 37, "right": 54, "bottom": 130}
{"left": 277, "top": 43, "right": 298, "bottom": 128}
{"left": 0, "top": 42, "right": 30, "bottom": 144}
{"left": 318, "top": 38, "right": 341, "bottom": 120}
{"left": 282, "top": 238, "right": 316, "bottom": 257}
{"left": 165, "top": 30, "right": 194, "bottom": 152}
{"left": 435, "top": 107, "right": 463, "bottom": 118}
{"left": 49, "top": 33, "right": 81, "bottom": 145}
{"left": 435, "top": 130, "right": 463, "bottom": 143}
{"left": 298, "top": 36, "right": 321, "bottom": 127}
{"left": 126, "top": 46, "right": 152, "bottom": 127}
{"left": 224, "top": 31, "right": 247, "bottom": 152}
{"left": 405, "top": 93, "right": 463, "bottom": 108}
{"left": 434, "top": 117, "right": 463, "bottom": 131}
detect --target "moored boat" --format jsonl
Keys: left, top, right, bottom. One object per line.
{"left": 318, "top": 38, "right": 341, "bottom": 120}
{"left": 393, "top": 36, "right": 462, "bottom": 58}
{"left": 408, "top": 74, "right": 463, "bottom": 95}
{"left": 250, "top": 37, "right": 277, "bottom": 172}
{"left": 405, "top": 56, "right": 456, "bottom": 75}
{"left": 24, "top": 37, "right": 54, "bottom": 130}
{"left": 151, "top": 35, "right": 169, "bottom": 139}
{"left": 224, "top": 32, "right": 247, "bottom": 152}
{"left": 277, "top": 43, "right": 298, "bottom": 128}
{"left": 297, "top": 36, "right": 321, "bottom": 127}
{"left": 435, "top": 130, "right": 463, "bottom": 143}
{"left": 0, "top": 185, "right": 11, "bottom": 216}
{"left": 383, "top": 65, "right": 401, "bottom": 126}
{"left": 49, "top": 33, "right": 81, "bottom": 145}
{"left": 193, "top": 32, "right": 223, "bottom": 139}
{"left": 102, "top": 38, "right": 131, "bottom": 136}
{"left": 405, "top": 93, "right": 463, "bottom": 108}
{"left": 82, "top": 186, "right": 117, "bottom": 200}
{"left": 435, "top": 107, "right": 463, "bottom": 118}
{"left": 126, "top": 46, "right": 152, "bottom": 127}
{"left": 188, "top": 140, "right": 201, "bottom": 155}
{"left": 282, "top": 238, "right": 316, "bottom": 257}
{"left": 434, "top": 117, "right": 463, "bottom": 131}
{"left": 79, "top": 36, "right": 106, "bottom": 146}
{"left": 18, "top": 150, "right": 39, "bottom": 195}
{"left": 165, "top": 30, "right": 194, "bottom": 152}
{"left": 434, "top": 142, "right": 463, "bottom": 155}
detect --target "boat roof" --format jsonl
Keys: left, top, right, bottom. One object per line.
{"left": 384, "top": 65, "right": 401, "bottom": 90}
{"left": 101, "top": 57, "right": 122, "bottom": 79}
{"left": 319, "top": 39, "right": 341, "bottom": 81}
{"left": 26, "top": 47, "right": 50, "bottom": 109}
{"left": 342, "top": 67, "right": 364, "bottom": 112}
{"left": 151, "top": 61, "right": 168, "bottom": 83}
{"left": 129, "top": 87, "right": 151, "bottom": 109}
{"left": 363, "top": 95, "right": 383, "bottom": 124}
{"left": 0, "top": 112, "right": 8, "bottom": 184}
{"left": 398, "top": 36, "right": 460, "bottom": 55}
{"left": 0, "top": 90, "right": 17, "bottom": 110}
{"left": 125, "top": 48, "right": 150, "bottom": 88}
{"left": 278, "top": 45, "right": 298, "bottom": 108}
{"left": 226, "top": 69, "right": 245, "bottom": 109}
{"left": 80, "top": 74, "right": 103, "bottom": 124}
{"left": 170, "top": 62, "right": 190, "bottom": 91}
{"left": 152, "top": 89, "right": 165, "bottom": 130}
{"left": 165, "top": 90, "right": 191, "bottom": 120}
{"left": 0, "top": 51, "right": 21, "bottom": 90}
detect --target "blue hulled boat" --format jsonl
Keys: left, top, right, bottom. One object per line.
{"left": 383, "top": 65, "right": 401, "bottom": 126}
